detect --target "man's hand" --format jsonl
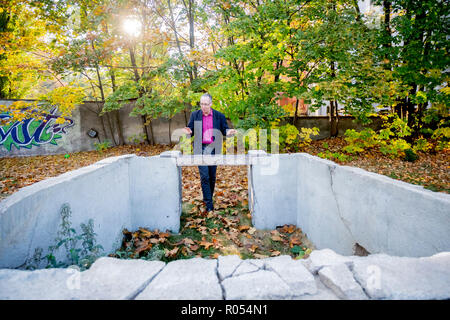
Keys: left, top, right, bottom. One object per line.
{"left": 226, "top": 129, "right": 237, "bottom": 136}
{"left": 183, "top": 127, "right": 192, "bottom": 135}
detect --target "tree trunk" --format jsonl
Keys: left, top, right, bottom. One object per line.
{"left": 329, "top": 59, "right": 338, "bottom": 137}
{"left": 293, "top": 98, "right": 299, "bottom": 125}
{"left": 329, "top": 100, "right": 339, "bottom": 137}
{"left": 149, "top": 118, "right": 155, "bottom": 145}
{"left": 168, "top": 117, "right": 172, "bottom": 145}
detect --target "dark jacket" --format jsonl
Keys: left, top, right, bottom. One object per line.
{"left": 187, "top": 108, "right": 230, "bottom": 154}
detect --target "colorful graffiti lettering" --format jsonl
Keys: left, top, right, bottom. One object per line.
{"left": 0, "top": 107, "right": 74, "bottom": 151}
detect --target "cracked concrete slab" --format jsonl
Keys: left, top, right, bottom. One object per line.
{"left": 217, "top": 255, "right": 242, "bottom": 281}
{"left": 221, "top": 270, "right": 293, "bottom": 300}
{"left": 77, "top": 257, "right": 165, "bottom": 299}
{"left": 352, "top": 252, "right": 450, "bottom": 300}
{"left": 232, "top": 260, "right": 260, "bottom": 277}
{"left": 265, "top": 255, "right": 317, "bottom": 297}
{"left": 318, "top": 263, "right": 368, "bottom": 300}
{"left": 135, "top": 257, "right": 222, "bottom": 300}
{"left": 0, "top": 268, "right": 77, "bottom": 300}
{"left": 293, "top": 276, "right": 341, "bottom": 300}
{"left": 0, "top": 257, "right": 166, "bottom": 300}
{"left": 302, "top": 248, "right": 355, "bottom": 274}
{"left": 1, "top": 250, "right": 450, "bottom": 300}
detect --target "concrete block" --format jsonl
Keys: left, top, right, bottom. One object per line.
{"left": 0, "top": 268, "right": 76, "bottom": 299}
{"left": 232, "top": 260, "right": 260, "bottom": 277}
{"left": 333, "top": 165, "right": 450, "bottom": 257}
{"left": 217, "top": 255, "right": 242, "bottom": 281}
{"left": 302, "top": 249, "right": 355, "bottom": 274}
{"left": 296, "top": 153, "right": 355, "bottom": 255}
{"left": 129, "top": 156, "right": 182, "bottom": 233}
{"left": 250, "top": 154, "right": 299, "bottom": 229}
{"left": 77, "top": 257, "right": 166, "bottom": 299}
{"left": 265, "top": 255, "right": 317, "bottom": 296}
{"left": 318, "top": 264, "right": 368, "bottom": 300}
{"left": 352, "top": 252, "right": 450, "bottom": 299}
{"left": 135, "top": 258, "right": 222, "bottom": 300}
{"left": 221, "top": 270, "right": 293, "bottom": 300}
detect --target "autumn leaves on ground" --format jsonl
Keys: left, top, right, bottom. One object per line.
{"left": 1, "top": 140, "right": 448, "bottom": 261}
{"left": 110, "top": 165, "right": 314, "bottom": 262}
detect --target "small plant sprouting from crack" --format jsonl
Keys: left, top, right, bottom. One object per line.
{"left": 25, "top": 203, "right": 104, "bottom": 271}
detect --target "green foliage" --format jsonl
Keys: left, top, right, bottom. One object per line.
{"left": 342, "top": 128, "right": 378, "bottom": 154}
{"left": 279, "top": 123, "right": 300, "bottom": 151}
{"left": 342, "top": 115, "right": 416, "bottom": 158}
{"left": 94, "top": 139, "right": 111, "bottom": 153}
{"left": 102, "top": 83, "right": 139, "bottom": 115}
{"left": 127, "top": 133, "right": 147, "bottom": 145}
{"left": 317, "top": 150, "right": 353, "bottom": 163}
{"left": 379, "top": 139, "right": 411, "bottom": 158}
{"left": 269, "top": 121, "right": 319, "bottom": 152}
{"left": 403, "top": 148, "right": 419, "bottom": 162}
{"left": 179, "top": 135, "right": 194, "bottom": 155}
{"left": 25, "top": 203, "right": 104, "bottom": 271}
{"left": 432, "top": 126, "right": 450, "bottom": 151}
{"left": 412, "top": 137, "right": 432, "bottom": 153}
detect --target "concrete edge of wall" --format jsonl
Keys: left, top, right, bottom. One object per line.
{"left": 0, "top": 155, "right": 136, "bottom": 268}
{"left": 250, "top": 152, "right": 450, "bottom": 257}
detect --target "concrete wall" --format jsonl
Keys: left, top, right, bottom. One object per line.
{"left": 0, "top": 154, "right": 182, "bottom": 268}
{"left": 250, "top": 153, "right": 450, "bottom": 257}
{"left": 2, "top": 151, "right": 448, "bottom": 269}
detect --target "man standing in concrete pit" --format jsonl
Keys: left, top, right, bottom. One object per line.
{"left": 183, "top": 93, "right": 237, "bottom": 213}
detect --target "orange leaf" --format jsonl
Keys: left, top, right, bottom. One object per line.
{"left": 165, "top": 247, "right": 179, "bottom": 258}
{"left": 139, "top": 227, "right": 153, "bottom": 237}
{"left": 159, "top": 232, "right": 170, "bottom": 238}
{"left": 200, "top": 241, "right": 214, "bottom": 250}
{"left": 289, "top": 237, "right": 302, "bottom": 248}
{"left": 270, "top": 250, "right": 281, "bottom": 257}
{"left": 238, "top": 225, "right": 250, "bottom": 232}
{"left": 271, "top": 234, "right": 283, "bottom": 242}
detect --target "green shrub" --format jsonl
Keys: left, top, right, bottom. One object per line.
{"left": 342, "top": 115, "right": 415, "bottom": 158}
{"left": 44, "top": 203, "right": 104, "bottom": 271}
{"left": 403, "top": 148, "right": 419, "bottom": 162}
{"left": 379, "top": 139, "right": 411, "bottom": 158}
{"left": 128, "top": 133, "right": 147, "bottom": 145}
{"left": 432, "top": 126, "right": 450, "bottom": 151}
{"left": 342, "top": 128, "right": 377, "bottom": 154}
{"left": 413, "top": 137, "right": 432, "bottom": 153}
{"left": 94, "top": 140, "right": 112, "bottom": 153}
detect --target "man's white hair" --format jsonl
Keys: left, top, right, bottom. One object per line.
{"left": 201, "top": 93, "right": 212, "bottom": 104}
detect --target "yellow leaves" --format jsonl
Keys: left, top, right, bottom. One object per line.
{"left": 440, "top": 87, "right": 450, "bottom": 95}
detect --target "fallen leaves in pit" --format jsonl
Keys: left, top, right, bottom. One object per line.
{"left": 109, "top": 162, "right": 313, "bottom": 261}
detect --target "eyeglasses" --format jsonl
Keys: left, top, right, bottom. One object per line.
{"left": 200, "top": 103, "right": 211, "bottom": 106}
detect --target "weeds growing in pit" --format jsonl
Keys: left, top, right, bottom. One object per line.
{"left": 24, "top": 203, "right": 104, "bottom": 271}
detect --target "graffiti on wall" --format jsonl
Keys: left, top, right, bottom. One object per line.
{"left": 0, "top": 107, "right": 74, "bottom": 151}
